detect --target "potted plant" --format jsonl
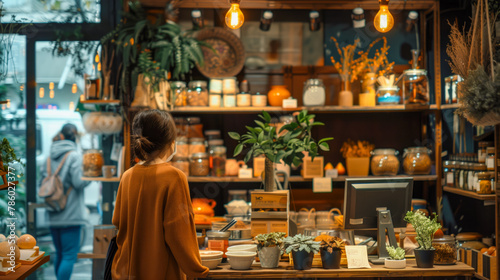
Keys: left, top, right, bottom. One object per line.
{"left": 283, "top": 234, "right": 320, "bottom": 270}
{"left": 0, "top": 138, "right": 22, "bottom": 189}
{"left": 340, "top": 139, "right": 374, "bottom": 176}
{"left": 229, "top": 110, "right": 332, "bottom": 192}
{"left": 385, "top": 246, "right": 406, "bottom": 269}
{"left": 404, "top": 210, "right": 441, "bottom": 268}
{"left": 315, "top": 235, "right": 344, "bottom": 269}
{"left": 255, "top": 232, "right": 286, "bottom": 268}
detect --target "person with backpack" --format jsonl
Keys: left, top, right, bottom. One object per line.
{"left": 39, "top": 123, "right": 91, "bottom": 280}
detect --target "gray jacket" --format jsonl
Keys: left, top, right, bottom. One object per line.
{"left": 40, "top": 140, "right": 91, "bottom": 227}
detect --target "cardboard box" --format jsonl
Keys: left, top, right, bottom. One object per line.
{"left": 250, "top": 190, "right": 289, "bottom": 237}
{"left": 302, "top": 156, "right": 324, "bottom": 179}
{"left": 251, "top": 190, "right": 289, "bottom": 210}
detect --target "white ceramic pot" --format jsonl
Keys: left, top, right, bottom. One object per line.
{"left": 384, "top": 258, "right": 406, "bottom": 269}
{"left": 258, "top": 246, "right": 281, "bottom": 268}
{"left": 226, "top": 251, "right": 257, "bottom": 270}
{"left": 227, "top": 244, "right": 257, "bottom": 253}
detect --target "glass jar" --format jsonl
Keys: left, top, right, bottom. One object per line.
{"left": 83, "top": 149, "right": 104, "bottom": 177}
{"left": 187, "top": 80, "right": 209, "bottom": 106}
{"left": 190, "top": 153, "right": 210, "bottom": 176}
{"left": 473, "top": 163, "right": 487, "bottom": 191}
{"left": 376, "top": 86, "right": 400, "bottom": 105}
{"left": 454, "top": 161, "right": 462, "bottom": 189}
{"left": 458, "top": 162, "right": 467, "bottom": 190}
{"left": 236, "top": 93, "right": 251, "bottom": 106}
{"left": 478, "top": 142, "right": 493, "bottom": 163}
{"left": 209, "top": 78, "right": 222, "bottom": 94}
{"left": 205, "top": 130, "right": 221, "bottom": 141}
{"left": 209, "top": 92, "right": 222, "bottom": 107}
{"left": 477, "top": 172, "right": 492, "bottom": 194}
{"left": 486, "top": 147, "right": 495, "bottom": 171}
{"left": 402, "top": 69, "right": 430, "bottom": 105}
{"left": 443, "top": 161, "right": 456, "bottom": 187}
{"left": 172, "top": 156, "right": 190, "bottom": 176}
{"left": 174, "top": 117, "right": 188, "bottom": 137}
{"left": 302, "top": 79, "right": 326, "bottom": 106}
{"left": 370, "top": 148, "right": 400, "bottom": 176}
{"left": 467, "top": 163, "right": 475, "bottom": 191}
{"left": 251, "top": 92, "right": 267, "bottom": 107}
{"left": 171, "top": 81, "right": 187, "bottom": 107}
{"left": 403, "top": 147, "right": 432, "bottom": 175}
{"left": 207, "top": 231, "right": 230, "bottom": 258}
{"left": 187, "top": 117, "right": 204, "bottom": 138}
{"left": 176, "top": 136, "right": 189, "bottom": 158}
{"left": 228, "top": 189, "right": 248, "bottom": 203}
{"left": 432, "top": 235, "right": 457, "bottom": 265}
{"left": 211, "top": 146, "right": 227, "bottom": 177}
{"left": 189, "top": 138, "right": 206, "bottom": 155}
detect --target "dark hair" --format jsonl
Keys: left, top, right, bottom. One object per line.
{"left": 132, "top": 110, "right": 176, "bottom": 161}
{"left": 60, "top": 123, "right": 78, "bottom": 142}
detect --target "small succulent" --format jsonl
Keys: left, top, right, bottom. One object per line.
{"left": 315, "top": 235, "right": 345, "bottom": 254}
{"left": 386, "top": 246, "right": 405, "bottom": 260}
{"left": 255, "top": 232, "right": 286, "bottom": 250}
{"left": 283, "top": 234, "right": 320, "bottom": 254}
{"left": 404, "top": 210, "right": 441, "bottom": 250}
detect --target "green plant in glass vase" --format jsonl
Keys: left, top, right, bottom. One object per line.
{"left": 229, "top": 110, "right": 333, "bottom": 192}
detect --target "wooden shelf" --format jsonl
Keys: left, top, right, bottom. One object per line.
{"left": 440, "top": 103, "right": 460, "bottom": 110}
{"left": 188, "top": 175, "right": 438, "bottom": 183}
{"left": 80, "top": 100, "right": 120, "bottom": 105}
{"left": 443, "top": 186, "right": 495, "bottom": 200}
{"left": 78, "top": 253, "right": 106, "bottom": 259}
{"left": 0, "top": 101, "right": 7, "bottom": 104}
{"left": 2, "top": 255, "right": 50, "bottom": 280}
{"left": 81, "top": 176, "right": 120, "bottom": 182}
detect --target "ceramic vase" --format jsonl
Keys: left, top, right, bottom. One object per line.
{"left": 339, "top": 80, "right": 353, "bottom": 106}
{"left": 268, "top": 85, "right": 291, "bottom": 106}
{"left": 258, "top": 247, "right": 281, "bottom": 268}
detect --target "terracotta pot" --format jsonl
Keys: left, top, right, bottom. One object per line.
{"left": 267, "top": 85, "right": 291, "bottom": 106}
{"left": 192, "top": 198, "right": 217, "bottom": 217}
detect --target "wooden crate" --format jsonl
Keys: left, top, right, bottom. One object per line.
{"left": 250, "top": 190, "right": 289, "bottom": 237}
{"left": 460, "top": 248, "right": 498, "bottom": 280}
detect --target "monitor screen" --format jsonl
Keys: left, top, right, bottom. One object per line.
{"left": 343, "top": 177, "right": 413, "bottom": 230}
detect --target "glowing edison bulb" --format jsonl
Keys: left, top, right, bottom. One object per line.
{"left": 374, "top": 2, "right": 394, "bottom": 33}
{"left": 39, "top": 87, "right": 45, "bottom": 98}
{"left": 50, "top": 90, "right": 55, "bottom": 99}
{"left": 72, "top": 83, "right": 78, "bottom": 93}
{"left": 225, "top": 1, "right": 244, "bottom": 29}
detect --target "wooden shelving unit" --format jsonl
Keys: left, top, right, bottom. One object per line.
{"left": 188, "top": 175, "right": 438, "bottom": 183}
{"left": 80, "top": 100, "right": 120, "bottom": 105}
{"left": 81, "top": 176, "right": 120, "bottom": 182}
{"left": 443, "top": 186, "right": 496, "bottom": 201}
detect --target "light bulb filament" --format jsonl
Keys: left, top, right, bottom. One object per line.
{"left": 231, "top": 11, "right": 238, "bottom": 26}
{"left": 380, "top": 14, "right": 387, "bottom": 28}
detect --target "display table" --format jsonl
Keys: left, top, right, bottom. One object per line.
{"left": 2, "top": 255, "right": 50, "bottom": 280}
{"left": 206, "top": 260, "right": 474, "bottom": 279}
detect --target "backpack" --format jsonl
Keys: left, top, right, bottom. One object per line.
{"left": 38, "top": 152, "right": 73, "bottom": 212}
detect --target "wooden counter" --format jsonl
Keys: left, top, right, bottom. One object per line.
{"left": 206, "top": 260, "right": 474, "bottom": 279}
{"left": 2, "top": 255, "right": 50, "bottom": 280}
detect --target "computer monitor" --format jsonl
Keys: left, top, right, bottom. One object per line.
{"left": 343, "top": 177, "right": 413, "bottom": 263}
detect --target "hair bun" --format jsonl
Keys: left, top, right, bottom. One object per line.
{"left": 132, "top": 135, "right": 155, "bottom": 161}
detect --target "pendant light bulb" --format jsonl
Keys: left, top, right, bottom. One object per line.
{"left": 374, "top": 0, "right": 394, "bottom": 33}
{"left": 225, "top": 0, "right": 244, "bottom": 29}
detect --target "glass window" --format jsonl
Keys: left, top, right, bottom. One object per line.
{"left": 1, "top": 0, "right": 101, "bottom": 23}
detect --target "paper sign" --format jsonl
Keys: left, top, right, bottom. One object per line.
{"left": 282, "top": 98, "right": 298, "bottom": 108}
{"left": 325, "top": 169, "right": 338, "bottom": 178}
{"left": 313, "top": 177, "right": 332, "bottom": 193}
{"left": 345, "top": 245, "right": 371, "bottom": 269}
{"left": 110, "top": 143, "right": 123, "bottom": 161}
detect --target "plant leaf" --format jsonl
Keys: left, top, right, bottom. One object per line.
{"left": 234, "top": 144, "right": 243, "bottom": 157}
{"left": 228, "top": 132, "right": 240, "bottom": 140}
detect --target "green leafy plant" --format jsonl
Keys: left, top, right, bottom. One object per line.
{"left": 138, "top": 50, "right": 166, "bottom": 93}
{"left": 404, "top": 210, "right": 441, "bottom": 250}
{"left": 283, "top": 234, "right": 320, "bottom": 254}
{"left": 315, "top": 235, "right": 345, "bottom": 253}
{"left": 255, "top": 232, "right": 286, "bottom": 250}
{"left": 0, "top": 138, "right": 23, "bottom": 172}
{"left": 386, "top": 246, "right": 405, "bottom": 260}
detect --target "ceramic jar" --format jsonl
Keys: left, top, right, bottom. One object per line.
{"left": 370, "top": 149, "right": 400, "bottom": 176}
{"left": 267, "top": 85, "right": 291, "bottom": 106}
{"left": 403, "top": 147, "right": 432, "bottom": 175}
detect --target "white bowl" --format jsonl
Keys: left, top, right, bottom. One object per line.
{"left": 200, "top": 250, "right": 223, "bottom": 260}
{"left": 224, "top": 204, "right": 250, "bottom": 215}
{"left": 227, "top": 244, "right": 257, "bottom": 253}
{"left": 226, "top": 251, "right": 257, "bottom": 270}
{"left": 202, "top": 257, "right": 222, "bottom": 269}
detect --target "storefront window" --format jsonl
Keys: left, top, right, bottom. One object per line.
{"left": 1, "top": 0, "right": 101, "bottom": 23}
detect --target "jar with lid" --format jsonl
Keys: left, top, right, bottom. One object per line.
{"left": 211, "top": 146, "right": 226, "bottom": 177}
{"left": 402, "top": 69, "right": 430, "bottom": 105}
{"left": 302, "top": 79, "right": 326, "bottom": 106}
{"left": 176, "top": 136, "right": 189, "bottom": 158}
{"left": 376, "top": 86, "right": 401, "bottom": 105}
{"left": 403, "top": 147, "right": 432, "bottom": 175}
{"left": 458, "top": 162, "right": 467, "bottom": 190}
{"left": 187, "top": 80, "right": 209, "bottom": 106}
{"left": 486, "top": 147, "right": 495, "bottom": 171}
{"left": 454, "top": 161, "right": 462, "bottom": 189}
{"left": 443, "top": 161, "right": 456, "bottom": 187}
{"left": 370, "top": 149, "right": 400, "bottom": 175}
{"left": 236, "top": 93, "right": 251, "bottom": 106}
{"left": 228, "top": 189, "right": 248, "bottom": 203}
{"left": 83, "top": 149, "right": 104, "bottom": 177}
{"left": 171, "top": 81, "right": 187, "bottom": 107}
{"left": 205, "top": 130, "right": 221, "bottom": 141}
{"left": 187, "top": 117, "right": 204, "bottom": 138}
{"left": 172, "top": 156, "right": 190, "bottom": 176}
{"left": 456, "top": 232, "right": 482, "bottom": 248}
{"left": 174, "top": 117, "right": 188, "bottom": 137}
{"left": 252, "top": 92, "right": 267, "bottom": 107}
{"left": 207, "top": 231, "right": 230, "bottom": 258}
{"left": 477, "top": 172, "right": 492, "bottom": 194}
{"left": 208, "top": 139, "right": 224, "bottom": 172}
{"left": 473, "top": 163, "right": 487, "bottom": 191}
{"left": 467, "top": 163, "right": 476, "bottom": 191}
{"left": 223, "top": 77, "right": 237, "bottom": 107}
{"left": 432, "top": 235, "right": 457, "bottom": 265}
{"left": 478, "top": 142, "right": 494, "bottom": 163}
{"left": 189, "top": 138, "right": 206, "bottom": 155}
{"left": 209, "top": 78, "right": 222, "bottom": 107}
{"left": 190, "top": 153, "right": 210, "bottom": 176}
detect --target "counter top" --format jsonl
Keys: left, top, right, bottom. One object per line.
{"left": 206, "top": 260, "right": 474, "bottom": 279}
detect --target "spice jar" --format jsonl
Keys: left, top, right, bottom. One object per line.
{"left": 302, "top": 79, "right": 326, "bottom": 106}
{"left": 187, "top": 81, "right": 209, "bottom": 106}
{"left": 472, "top": 163, "right": 487, "bottom": 191}
{"left": 175, "top": 117, "right": 188, "bottom": 137}
{"left": 486, "top": 147, "right": 495, "bottom": 171}
{"left": 403, "top": 147, "right": 432, "bottom": 175}
{"left": 211, "top": 146, "right": 227, "bottom": 177}
{"left": 187, "top": 117, "right": 204, "bottom": 138}
{"left": 478, "top": 142, "right": 493, "bottom": 163}
{"left": 176, "top": 136, "right": 189, "bottom": 158}
{"left": 205, "top": 130, "right": 221, "bottom": 141}
{"left": 370, "top": 149, "right": 400, "bottom": 176}
{"left": 402, "top": 69, "right": 430, "bottom": 105}
{"left": 189, "top": 138, "right": 206, "bottom": 155}
{"left": 467, "top": 162, "right": 476, "bottom": 191}
{"left": 171, "top": 81, "right": 187, "bottom": 107}
{"left": 376, "top": 86, "right": 400, "bottom": 105}
{"left": 432, "top": 235, "right": 457, "bottom": 265}
{"left": 207, "top": 231, "right": 230, "bottom": 258}
{"left": 443, "top": 161, "right": 456, "bottom": 187}
{"left": 458, "top": 162, "right": 467, "bottom": 190}
{"left": 236, "top": 93, "right": 251, "bottom": 106}
{"left": 83, "top": 149, "right": 104, "bottom": 177}
{"left": 172, "top": 156, "right": 190, "bottom": 176}
{"left": 190, "top": 153, "right": 210, "bottom": 176}
{"left": 477, "top": 172, "right": 492, "bottom": 194}
{"left": 252, "top": 92, "right": 267, "bottom": 107}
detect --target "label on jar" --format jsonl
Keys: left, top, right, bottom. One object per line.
{"left": 446, "top": 172, "right": 454, "bottom": 186}
{"left": 487, "top": 157, "right": 495, "bottom": 170}
{"left": 478, "top": 150, "right": 486, "bottom": 163}
{"left": 468, "top": 171, "right": 475, "bottom": 191}
{"left": 209, "top": 94, "right": 221, "bottom": 107}
{"left": 458, "top": 171, "right": 464, "bottom": 189}
{"left": 223, "top": 95, "right": 236, "bottom": 107}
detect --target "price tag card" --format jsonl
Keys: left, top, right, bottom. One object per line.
{"left": 345, "top": 245, "right": 371, "bottom": 269}
{"left": 313, "top": 177, "right": 332, "bottom": 193}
